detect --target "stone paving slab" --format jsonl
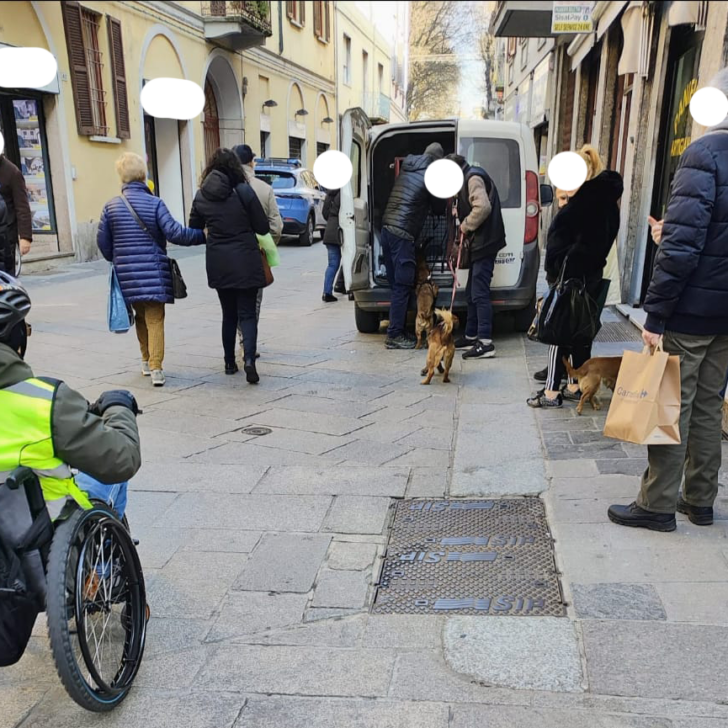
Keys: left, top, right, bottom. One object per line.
{"left": 571, "top": 583, "right": 667, "bottom": 620}
{"left": 386, "top": 448, "right": 452, "bottom": 468}
{"left": 362, "top": 615, "right": 444, "bottom": 651}
{"left": 311, "top": 569, "right": 370, "bottom": 609}
{"left": 654, "top": 582, "right": 728, "bottom": 624}
{"left": 240, "top": 427, "right": 353, "bottom": 455}
{"left": 187, "top": 441, "right": 342, "bottom": 467}
{"left": 326, "top": 541, "right": 379, "bottom": 571}
{"left": 132, "top": 461, "right": 267, "bottom": 494}
{"left": 230, "top": 615, "right": 365, "bottom": 648}
{"left": 323, "top": 495, "right": 392, "bottom": 535}
{"left": 324, "top": 439, "right": 413, "bottom": 466}
{"left": 238, "top": 407, "right": 370, "bottom": 436}
{"left": 253, "top": 466, "right": 409, "bottom": 497}
{"left": 0, "top": 686, "right": 48, "bottom": 728}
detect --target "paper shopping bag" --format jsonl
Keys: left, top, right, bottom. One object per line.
{"left": 603, "top": 346, "right": 681, "bottom": 445}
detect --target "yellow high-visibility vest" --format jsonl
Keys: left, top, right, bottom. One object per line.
{"left": 0, "top": 378, "right": 92, "bottom": 509}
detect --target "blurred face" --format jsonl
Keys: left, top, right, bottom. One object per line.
{"left": 556, "top": 189, "right": 569, "bottom": 208}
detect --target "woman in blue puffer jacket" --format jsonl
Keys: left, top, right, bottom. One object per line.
{"left": 98, "top": 152, "right": 203, "bottom": 387}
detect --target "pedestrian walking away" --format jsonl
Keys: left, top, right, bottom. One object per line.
{"left": 0, "top": 153, "right": 32, "bottom": 275}
{"left": 609, "top": 67, "right": 728, "bottom": 533}
{"left": 381, "top": 142, "right": 444, "bottom": 349}
{"left": 97, "top": 152, "right": 204, "bottom": 387}
{"left": 527, "top": 145, "right": 623, "bottom": 409}
{"left": 446, "top": 153, "right": 506, "bottom": 360}
{"left": 321, "top": 188, "right": 342, "bottom": 302}
{"left": 189, "top": 148, "right": 270, "bottom": 383}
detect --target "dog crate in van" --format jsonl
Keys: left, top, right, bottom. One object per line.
{"left": 339, "top": 109, "right": 553, "bottom": 334}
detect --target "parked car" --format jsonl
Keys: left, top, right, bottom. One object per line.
{"left": 254, "top": 158, "right": 326, "bottom": 246}
{"left": 339, "top": 111, "right": 554, "bottom": 333}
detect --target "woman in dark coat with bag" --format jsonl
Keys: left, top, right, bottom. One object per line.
{"left": 322, "top": 189, "right": 342, "bottom": 303}
{"left": 98, "top": 152, "right": 204, "bottom": 388}
{"left": 189, "top": 148, "right": 269, "bottom": 382}
{"left": 528, "top": 145, "right": 623, "bottom": 408}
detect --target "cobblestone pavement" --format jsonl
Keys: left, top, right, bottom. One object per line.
{"left": 3, "top": 245, "right": 728, "bottom": 727}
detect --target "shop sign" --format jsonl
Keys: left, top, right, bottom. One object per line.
{"left": 670, "top": 77, "right": 698, "bottom": 157}
{"left": 552, "top": 1, "right": 594, "bottom": 33}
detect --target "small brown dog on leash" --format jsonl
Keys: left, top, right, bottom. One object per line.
{"left": 421, "top": 309, "right": 458, "bottom": 385}
{"left": 563, "top": 356, "right": 623, "bottom": 414}
{"left": 415, "top": 279, "right": 439, "bottom": 349}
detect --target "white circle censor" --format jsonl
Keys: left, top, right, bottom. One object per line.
{"left": 313, "top": 150, "right": 353, "bottom": 189}
{"left": 689, "top": 86, "right": 728, "bottom": 127}
{"left": 425, "top": 159, "right": 464, "bottom": 199}
{"left": 0, "top": 131, "right": 4, "bottom": 157}
{"left": 547, "top": 152, "right": 588, "bottom": 191}
{"left": 140, "top": 78, "right": 205, "bottom": 120}
{"left": 0, "top": 47, "right": 57, "bottom": 89}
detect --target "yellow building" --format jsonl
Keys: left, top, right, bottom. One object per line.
{"left": 0, "top": 0, "right": 336, "bottom": 267}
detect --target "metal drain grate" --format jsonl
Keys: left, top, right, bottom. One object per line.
{"left": 594, "top": 321, "right": 643, "bottom": 343}
{"left": 372, "top": 499, "right": 565, "bottom": 617}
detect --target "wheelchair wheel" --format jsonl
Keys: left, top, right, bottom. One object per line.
{"left": 46, "top": 504, "right": 147, "bottom": 712}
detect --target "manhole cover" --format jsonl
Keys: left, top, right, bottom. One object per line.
{"left": 372, "top": 499, "right": 565, "bottom": 617}
{"left": 241, "top": 426, "right": 272, "bottom": 436}
{"left": 594, "top": 321, "right": 642, "bottom": 343}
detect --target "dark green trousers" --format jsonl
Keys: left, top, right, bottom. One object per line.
{"left": 638, "top": 331, "right": 728, "bottom": 513}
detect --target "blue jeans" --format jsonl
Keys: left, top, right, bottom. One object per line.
{"left": 323, "top": 244, "right": 342, "bottom": 295}
{"left": 381, "top": 227, "right": 416, "bottom": 338}
{"left": 75, "top": 472, "right": 128, "bottom": 520}
{"left": 465, "top": 255, "right": 496, "bottom": 341}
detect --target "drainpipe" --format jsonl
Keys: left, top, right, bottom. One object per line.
{"left": 278, "top": 0, "right": 284, "bottom": 55}
{"left": 334, "top": 1, "right": 339, "bottom": 149}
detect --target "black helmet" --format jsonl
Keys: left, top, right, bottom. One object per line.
{"left": 0, "top": 271, "right": 31, "bottom": 341}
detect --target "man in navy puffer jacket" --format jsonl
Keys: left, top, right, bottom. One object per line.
{"left": 609, "top": 69, "right": 728, "bottom": 532}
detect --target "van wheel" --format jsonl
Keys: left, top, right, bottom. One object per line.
{"left": 299, "top": 216, "right": 315, "bottom": 247}
{"left": 513, "top": 294, "right": 537, "bottom": 332}
{"left": 355, "top": 304, "right": 381, "bottom": 334}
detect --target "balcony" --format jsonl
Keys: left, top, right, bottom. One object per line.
{"left": 364, "top": 93, "right": 391, "bottom": 124}
{"left": 201, "top": 1, "right": 272, "bottom": 51}
{"left": 493, "top": 0, "right": 556, "bottom": 37}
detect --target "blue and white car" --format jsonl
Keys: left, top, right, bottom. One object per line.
{"left": 254, "top": 158, "right": 326, "bottom": 246}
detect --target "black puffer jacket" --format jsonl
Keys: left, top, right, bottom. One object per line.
{"left": 382, "top": 152, "right": 439, "bottom": 240}
{"left": 644, "top": 126, "right": 728, "bottom": 336}
{"left": 545, "top": 170, "right": 623, "bottom": 284}
{"left": 322, "top": 189, "right": 341, "bottom": 245}
{"left": 189, "top": 170, "right": 269, "bottom": 290}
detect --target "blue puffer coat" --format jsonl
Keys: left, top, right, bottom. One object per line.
{"left": 97, "top": 181, "right": 204, "bottom": 303}
{"left": 645, "top": 123, "right": 728, "bottom": 336}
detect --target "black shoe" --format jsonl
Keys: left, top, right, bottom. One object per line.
{"left": 561, "top": 387, "right": 582, "bottom": 402}
{"left": 244, "top": 360, "right": 260, "bottom": 384}
{"left": 607, "top": 502, "right": 676, "bottom": 532}
{"left": 334, "top": 283, "right": 346, "bottom": 294}
{"left": 462, "top": 341, "right": 495, "bottom": 360}
{"left": 527, "top": 389, "right": 563, "bottom": 408}
{"left": 454, "top": 334, "right": 477, "bottom": 349}
{"left": 225, "top": 362, "right": 239, "bottom": 375}
{"left": 322, "top": 294, "right": 338, "bottom": 303}
{"left": 534, "top": 367, "right": 566, "bottom": 384}
{"left": 385, "top": 334, "right": 416, "bottom": 350}
{"left": 677, "top": 495, "right": 713, "bottom": 525}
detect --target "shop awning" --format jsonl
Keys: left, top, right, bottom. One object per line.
{"left": 668, "top": 0, "right": 708, "bottom": 30}
{"left": 617, "top": 1, "right": 652, "bottom": 77}
{"left": 596, "top": 1, "right": 629, "bottom": 40}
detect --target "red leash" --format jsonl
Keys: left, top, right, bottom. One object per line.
{"left": 448, "top": 230, "right": 464, "bottom": 310}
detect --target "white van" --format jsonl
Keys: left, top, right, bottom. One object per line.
{"left": 339, "top": 110, "right": 553, "bottom": 333}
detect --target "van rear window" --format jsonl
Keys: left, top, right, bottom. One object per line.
{"left": 459, "top": 138, "right": 521, "bottom": 209}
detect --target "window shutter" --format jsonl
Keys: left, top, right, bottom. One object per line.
{"left": 61, "top": 1, "right": 95, "bottom": 136}
{"left": 300, "top": 0, "right": 305, "bottom": 25}
{"left": 314, "top": 1, "right": 322, "bottom": 38}
{"left": 107, "top": 17, "right": 130, "bottom": 139}
{"left": 324, "top": 1, "right": 330, "bottom": 41}
{"left": 286, "top": 1, "right": 294, "bottom": 19}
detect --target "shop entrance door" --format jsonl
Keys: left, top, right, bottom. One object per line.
{"left": 641, "top": 26, "right": 703, "bottom": 301}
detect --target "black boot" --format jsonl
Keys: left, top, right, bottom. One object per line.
{"left": 225, "top": 361, "right": 239, "bottom": 375}
{"left": 607, "top": 502, "right": 676, "bottom": 532}
{"left": 244, "top": 358, "right": 260, "bottom": 384}
{"left": 677, "top": 495, "right": 713, "bottom": 526}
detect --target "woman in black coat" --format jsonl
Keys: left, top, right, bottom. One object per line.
{"left": 189, "top": 148, "right": 269, "bottom": 382}
{"left": 322, "top": 189, "right": 342, "bottom": 303}
{"left": 528, "top": 145, "right": 623, "bottom": 409}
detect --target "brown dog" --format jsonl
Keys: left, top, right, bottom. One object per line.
{"left": 563, "top": 356, "right": 623, "bottom": 415}
{"left": 421, "top": 309, "right": 458, "bottom": 385}
{"left": 415, "top": 279, "right": 439, "bottom": 349}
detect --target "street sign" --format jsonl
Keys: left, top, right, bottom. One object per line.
{"left": 551, "top": 1, "right": 594, "bottom": 33}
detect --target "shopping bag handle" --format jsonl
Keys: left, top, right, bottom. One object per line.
{"left": 642, "top": 339, "right": 664, "bottom": 355}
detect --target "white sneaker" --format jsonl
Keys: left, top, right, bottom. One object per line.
{"left": 151, "top": 369, "right": 165, "bottom": 387}
{"left": 141, "top": 361, "right": 151, "bottom": 376}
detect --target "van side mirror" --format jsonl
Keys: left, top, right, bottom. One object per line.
{"left": 540, "top": 184, "right": 554, "bottom": 207}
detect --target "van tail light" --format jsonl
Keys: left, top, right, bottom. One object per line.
{"left": 525, "top": 171, "right": 539, "bottom": 244}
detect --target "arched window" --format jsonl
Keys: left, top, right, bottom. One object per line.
{"left": 203, "top": 80, "right": 220, "bottom": 163}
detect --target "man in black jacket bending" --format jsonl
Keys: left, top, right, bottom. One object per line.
{"left": 609, "top": 69, "right": 728, "bottom": 532}
{"left": 447, "top": 154, "right": 506, "bottom": 359}
{"left": 381, "top": 143, "right": 444, "bottom": 349}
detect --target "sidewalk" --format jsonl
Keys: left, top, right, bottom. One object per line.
{"left": 2, "top": 246, "right": 728, "bottom": 728}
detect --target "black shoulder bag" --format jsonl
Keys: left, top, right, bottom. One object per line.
{"left": 119, "top": 194, "right": 187, "bottom": 300}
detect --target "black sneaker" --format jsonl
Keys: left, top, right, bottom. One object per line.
{"left": 225, "top": 362, "right": 239, "bottom": 375}
{"left": 322, "top": 294, "right": 338, "bottom": 303}
{"left": 385, "top": 334, "right": 416, "bottom": 350}
{"left": 454, "top": 335, "right": 477, "bottom": 349}
{"left": 677, "top": 495, "right": 713, "bottom": 526}
{"left": 526, "top": 389, "right": 563, "bottom": 408}
{"left": 462, "top": 341, "right": 495, "bottom": 359}
{"left": 561, "top": 387, "right": 582, "bottom": 402}
{"left": 607, "top": 502, "right": 676, "bottom": 532}
{"left": 244, "top": 360, "right": 260, "bottom": 384}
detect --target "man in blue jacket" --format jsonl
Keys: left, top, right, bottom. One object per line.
{"left": 609, "top": 69, "right": 728, "bottom": 532}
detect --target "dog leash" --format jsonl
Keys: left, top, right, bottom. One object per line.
{"left": 448, "top": 230, "right": 465, "bottom": 310}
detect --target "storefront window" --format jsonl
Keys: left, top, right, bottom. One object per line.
{"left": 0, "top": 95, "right": 56, "bottom": 233}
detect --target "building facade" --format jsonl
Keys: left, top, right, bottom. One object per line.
{"left": 494, "top": 0, "right": 726, "bottom": 306}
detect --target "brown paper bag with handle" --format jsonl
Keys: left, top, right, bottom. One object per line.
{"left": 603, "top": 345, "right": 681, "bottom": 445}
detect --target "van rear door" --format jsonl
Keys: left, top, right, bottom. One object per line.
{"left": 457, "top": 121, "right": 525, "bottom": 289}
{"left": 340, "top": 108, "right": 371, "bottom": 291}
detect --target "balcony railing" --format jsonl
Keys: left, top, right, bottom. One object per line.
{"left": 201, "top": 1, "right": 272, "bottom": 50}
{"left": 363, "top": 93, "right": 391, "bottom": 123}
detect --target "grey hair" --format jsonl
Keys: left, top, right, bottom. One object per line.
{"left": 708, "top": 67, "right": 728, "bottom": 97}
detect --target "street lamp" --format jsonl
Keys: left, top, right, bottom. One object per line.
{"left": 322, "top": 116, "right": 334, "bottom": 124}
{"left": 295, "top": 109, "right": 309, "bottom": 117}
{"left": 262, "top": 99, "right": 278, "bottom": 110}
